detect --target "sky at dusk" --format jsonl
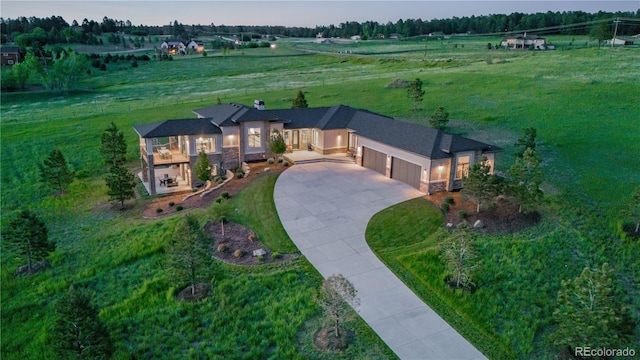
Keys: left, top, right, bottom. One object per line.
{"left": 2, "top": 1, "right": 638, "bottom": 28}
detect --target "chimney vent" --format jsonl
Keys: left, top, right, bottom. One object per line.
{"left": 254, "top": 99, "right": 265, "bottom": 110}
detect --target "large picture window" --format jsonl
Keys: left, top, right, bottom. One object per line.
{"left": 456, "top": 155, "right": 470, "bottom": 179}
{"left": 196, "top": 137, "right": 216, "bottom": 154}
{"left": 248, "top": 128, "right": 261, "bottom": 148}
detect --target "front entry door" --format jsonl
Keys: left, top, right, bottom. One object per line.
{"left": 292, "top": 130, "right": 299, "bottom": 149}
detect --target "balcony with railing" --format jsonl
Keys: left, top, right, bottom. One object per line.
{"left": 152, "top": 148, "right": 189, "bottom": 165}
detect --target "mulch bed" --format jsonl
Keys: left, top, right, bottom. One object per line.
{"left": 426, "top": 191, "right": 540, "bottom": 234}
{"left": 622, "top": 224, "right": 640, "bottom": 240}
{"left": 142, "top": 161, "right": 285, "bottom": 218}
{"left": 205, "top": 220, "right": 298, "bottom": 266}
{"left": 313, "top": 326, "right": 353, "bottom": 352}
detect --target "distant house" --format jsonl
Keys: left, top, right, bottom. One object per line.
{"left": 389, "top": 33, "right": 402, "bottom": 41}
{"left": 187, "top": 40, "right": 204, "bottom": 53}
{"left": 160, "top": 40, "right": 186, "bottom": 55}
{"left": 133, "top": 102, "right": 502, "bottom": 195}
{"left": 608, "top": 37, "right": 635, "bottom": 46}
{"left": 1, "top": 46, "right": 22, "bottom": 66}
{"left": 501, "top": 34, "right": 546, "bottom": 50}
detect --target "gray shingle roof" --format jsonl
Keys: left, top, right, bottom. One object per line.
{"left": 144, "top": 103, "right": 502, "bottom": 158}
{"left": 133, "top": 118, "right": 221, "bottom": 138}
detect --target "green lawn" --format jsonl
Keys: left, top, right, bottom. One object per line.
{"left": 226, "top": 173, "right": 299, "bottom": 254}
{"left": 2, "top": 38, "right": 639, "bottom": 359}
{"left": 367, "top": 197, "right": 640, "bottom": 359}
{"left": 1, "top": 170, "right": 396, "bottom": 359}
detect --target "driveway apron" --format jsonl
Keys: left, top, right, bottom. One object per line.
{"left": 274, "top": 162, "right": 486, "bottom": 360}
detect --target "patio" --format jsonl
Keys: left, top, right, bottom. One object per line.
{"left": 138, "top": 166, "right": 191, "bottom": 195}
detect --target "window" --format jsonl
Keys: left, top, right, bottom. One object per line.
{"left": 456, "top": 156, "right": 470, "bottom": 179}
{"left": 312, "top": 130, "right": 319, "bottom": 146}
{"left": 196, "top": 137, "right": 216, "bottom": 154}
{"left": 284, "top": 131, "right": 291, "bottom": 146}
{"left": 248, "top": 127, "right": 261, "bottom": 148}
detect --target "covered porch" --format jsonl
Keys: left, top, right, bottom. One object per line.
{"left": 284, "top": 149, "right": 354, "bottom": 164}
{"left": 138, "top": 164, "right": 192, "bottom": 195}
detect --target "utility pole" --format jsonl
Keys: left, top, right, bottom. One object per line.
{"left": 611, "top": 18, "right": 620, "bottom": 48}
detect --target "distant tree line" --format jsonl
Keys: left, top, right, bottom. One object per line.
{"left": 2, "top": 10, "right": 638, "bottom": 46}
{"left": 316, "top": 10, "right": 639, "bottom": 39}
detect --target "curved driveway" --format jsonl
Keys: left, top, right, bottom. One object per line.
{"left": 274, "top": 162, "right": 486, "bottom": 360}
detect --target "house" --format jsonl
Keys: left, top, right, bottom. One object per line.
{"left": 608, "top": 37, "right": 635, "bottom": 46}
{"left": 133, "top": 102, "right": 502, "bottom": 195}
{"left": 389, "top": 33, "right": 402, "bottom": 41}
{"left": 160, "top": 40, "right": 187, "bottom": 55}
{"left": 187, "top": 40, "right": 205, "bottom": 53}
{"left": 501, "top": 34, "right": 546, "bottom": 50}
{"left": 1, "top": 46, "right": 22, "bottom": 66}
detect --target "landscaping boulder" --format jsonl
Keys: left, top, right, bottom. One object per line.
{"left": 473, "top": 220, "right": 485, "bottom": 229}
{"left": 252, "top": 248, "right": 267, "bottom": 257}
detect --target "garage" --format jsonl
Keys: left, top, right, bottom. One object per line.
{"left": 391, "top": 157, "right": 421, "bottom": 189}
{"left": 362, "top": 147, "right": 387, "bottom": 175}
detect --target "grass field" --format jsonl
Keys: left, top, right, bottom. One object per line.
{"left": 1, "top": 37, "right": 639, "bottom": 358}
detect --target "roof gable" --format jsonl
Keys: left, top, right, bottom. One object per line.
{"left": 133, "top": 118, "right": 221, "bottom": 138}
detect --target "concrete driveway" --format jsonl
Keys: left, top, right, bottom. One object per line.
{"left": 274, "top": 162, "right": 486, "bottom": 360}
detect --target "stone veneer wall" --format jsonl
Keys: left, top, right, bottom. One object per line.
{"left": 221, "top": 147, "right": 240, "bottom": 170}
{"left": 244, "top": 152, "right": 265, "bottom": 162}
{"left": 428, "top": 181, "right": 447, "bottom": 194}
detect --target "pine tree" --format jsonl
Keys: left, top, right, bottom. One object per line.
{"left": 104, "top": 163, "right": 136, "bottom": 209}
{"left": 428, "top": 106, "right": 449, "bottom": 130}
{"left": 291, "top": 90, "right": 308, "bottom": 108}
{"left": 407, "top": 78, "right": 425, "bottom": 111}
{"left": 39, "top": 148, "right": 75, "bottom": 193}
{"left": 316, "top": 274, "right": 359, "bottom": 338}
{"left": 5, "top": 210, "right": 53, "bottom": 274}
{"left": 165, "top": 216, "right": 212, "bottom": 296}
{"left": 507, "top": 148, "right": 543, "bottom": 213}
{"left": 442, "top": 224, "right": 478, "bottom": 290}
{"left": 514, "top": 126, "right": 537, "bottom": 158}
{"left": 462, "top": 156, "right": 496, "bottom": 213}
{"left": 51, "top": 286, "right": 113, "bottom": 359}
{"left": 193, "top": 152, "right": 211, "bottom": 183}
{"left": 100, "top": 122, "right": 127, "bottom": 168}
{"left": 552, "top": 263, "right": 631, "bottom": 353}
{"left": 100, "top": 122, "right": 136, "bottom": 209}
